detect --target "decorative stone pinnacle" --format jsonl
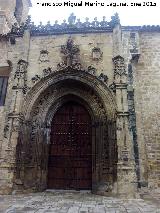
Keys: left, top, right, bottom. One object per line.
{"left": 110, "top": 13, "right": 120, "bottom": 28}
{"left": 9, "top": 13, "right": 121, "bottom": 36}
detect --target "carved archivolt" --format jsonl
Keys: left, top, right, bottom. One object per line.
{"left": 31, "top": 83, "right": 107, "bottom": 125}
{"left": 23, "top": 69, "right": 116, "bottom": 121}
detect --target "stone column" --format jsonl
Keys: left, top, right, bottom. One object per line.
{"left": 112, "top": 55, "right": 137, "bottom": 197}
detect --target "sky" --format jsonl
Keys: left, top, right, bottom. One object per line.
{"left": 29, "top": 0, "right": 160, "bottom": 26}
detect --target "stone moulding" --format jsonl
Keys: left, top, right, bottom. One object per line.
{"left": 23, "top": 68, "right": 116, "bottom": 121}
{"left": 30, "top": 66, "right": 109, "bottom": 91}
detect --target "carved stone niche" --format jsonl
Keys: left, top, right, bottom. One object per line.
{"left": 112, "top": 55, "right": 126, "bottom": 76}
{"left": 92, "top": 47, "right": 103, "bottom": 61}
{"left": 39, "top": 50, "right": 49, "bottom": 62}
{"left": 13, "top": 59, "right": 28, "bottom": 89}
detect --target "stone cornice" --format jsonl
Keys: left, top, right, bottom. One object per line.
{"left": 4, "top": 13, "right": 160, "bottom": 38}
{"left": 122, "top": 25, "right": 160, "bottom": 32}
{"left": 7, "top": 13, "right": 119, "bottom": 37}
{"left": 8, "top": 25, "right": 160, "bottom": 38}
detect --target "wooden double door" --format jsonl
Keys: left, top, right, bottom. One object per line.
{"left": 47, "top": 101, "right": 92, "bottom": 190}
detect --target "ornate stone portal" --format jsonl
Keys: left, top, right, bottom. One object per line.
{"left": 13, "top": 68, "right": 118, "bottom": 195}
{"left": 0, "top": 11, "right": 146, "bottom": 197}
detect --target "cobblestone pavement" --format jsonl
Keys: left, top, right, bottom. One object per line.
{"left": 0, "top": 191, "right": 160, "bottom": 213}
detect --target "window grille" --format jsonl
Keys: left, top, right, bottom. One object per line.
{"left": 0, "top": 77, "right": 8, "bottom": 106}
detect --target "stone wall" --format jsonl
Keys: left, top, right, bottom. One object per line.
{"left": 120, "top": 30, "right": 160, "bottom": 189}
{"left": 133, "top": 32, "right": 160, "bottom": 188}
{"left": 27, "top": 33, "right": 113, "bottom": 87}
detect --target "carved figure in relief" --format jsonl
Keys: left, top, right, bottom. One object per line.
{"left": 14, "top": 60, "right": 28, "bottom": 88}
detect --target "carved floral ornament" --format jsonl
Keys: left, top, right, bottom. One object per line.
{"left": 59, "top": 37, "right": 80, "bottom": 68}
{"left": 31, "top": 66, "right": 108, "bottom": 85}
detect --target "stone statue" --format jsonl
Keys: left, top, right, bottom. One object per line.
{"left": 68, "top": 13, "right": 76, "bottom": 25}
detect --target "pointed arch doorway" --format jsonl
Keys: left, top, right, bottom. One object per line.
{"left": 47, "top": 101, "right": 92, "bottom": 190}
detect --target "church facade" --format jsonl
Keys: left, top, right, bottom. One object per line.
{"left": 0, "top": 0, "right": 160, "bottom": 197}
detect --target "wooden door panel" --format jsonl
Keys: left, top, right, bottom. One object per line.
{"left": 47, "top": 101, "right": 92, "bottom": 189}
{"left": 48, "top": 168, "right": 64, "bottom": 178}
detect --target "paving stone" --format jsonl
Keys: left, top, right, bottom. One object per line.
{"left": 0, "top": 191, "right": 160, "bottom": 213}
{"left": 67, "top": 206, "right": 80, "bottom": 213}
